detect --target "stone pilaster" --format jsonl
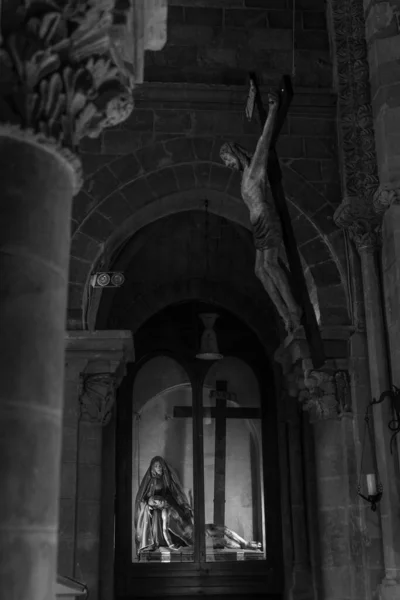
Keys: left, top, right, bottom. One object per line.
{"left": 0, "top": 3, "right": 166, "bottom": 600}
{"left": 62, "top": 331, "right": 133, "bottom": 600}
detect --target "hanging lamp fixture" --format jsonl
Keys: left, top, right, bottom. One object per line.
{"left": 196, "top": 313, "right": 223, "bottom": 361}
{"left": 195, "top": 199, "right": 223, "bottom": 361}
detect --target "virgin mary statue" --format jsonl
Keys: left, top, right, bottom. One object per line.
{"left": 134, "top": 456, "right": 193, "bottom": 554}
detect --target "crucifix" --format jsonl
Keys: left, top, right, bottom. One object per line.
{"left": 173, "top": 380, "right": 261, "bottom": 526}
{"left": 220, "top": 74, "right": 325, "bottom": 369}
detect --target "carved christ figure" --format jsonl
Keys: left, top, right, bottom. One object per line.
{"left": 220, "top": 92, "right": 302, "bottom": 333}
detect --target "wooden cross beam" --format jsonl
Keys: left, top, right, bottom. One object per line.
{"left": 173, "top": 380, "right": 261, "bottom": 526}
{"left": 247, "top": 73, "right": 325, "bottom": 369}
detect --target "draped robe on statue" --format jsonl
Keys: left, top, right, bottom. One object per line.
{"left": 134, "top": 456, "right": 193, "bottom": 553}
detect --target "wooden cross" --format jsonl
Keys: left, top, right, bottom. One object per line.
{"left": 173, "top": 380, "right": 261, "bottom": 525}
{"left": 246, "top": 73, "right": 325, "bottom": 369}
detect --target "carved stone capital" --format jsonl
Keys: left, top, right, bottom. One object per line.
{"left": 298, "top": 368, "right": 351, "bottom": 422}
{"left": 373, "top": 184, "right": 400, "bottom": 215}
{"left": 334, "top": 197, "right": 382, "bottom": 253}
{"left": 79, "top": 372, "right": 117, "bottom": 426}
{"left": 0, "top": 0, "right": 167, "bottom": 194}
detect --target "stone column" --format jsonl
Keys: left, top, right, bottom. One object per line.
{"left": 354, "top": 232, "right": 400, "bottom": 595}
{"left": 0, "top": 3, "right": 166, "bottom": 600}
{"left": 62, "top": 331, "right": 134, "bottom": 600}
{"left": 275, "top": 328, "right": 371, "bottom": 600}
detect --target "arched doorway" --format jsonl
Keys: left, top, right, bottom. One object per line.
{"left": 114, "top": 302, "right": 283, "bottom": 599}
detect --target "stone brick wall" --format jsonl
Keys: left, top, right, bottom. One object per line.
{"left": 146, "top": 0, "right": 332, "bottom": 87}
{"left": 69, "top": 85, "right": 350, "bottom": 331}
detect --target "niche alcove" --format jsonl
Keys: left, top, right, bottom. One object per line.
{"left": 114, "top": 302, "right": 284, "bottom": 599}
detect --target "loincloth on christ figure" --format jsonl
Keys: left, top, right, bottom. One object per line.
{"left": 251, "top": 207, "right": 282, "bottom": 251}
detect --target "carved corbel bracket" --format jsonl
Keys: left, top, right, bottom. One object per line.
{"left": 298, "top": 368, "right": 351, "bottom": 422}
{"left": 79, "top": 372, "right": 117, "bottom": 426}
{"left": 373, "top": 184, "right": 400, "bottom": 215}
{"left": 0, "top": 0, "right": 167, "bottom": 194}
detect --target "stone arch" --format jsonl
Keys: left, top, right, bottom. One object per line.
{"left": 105, "top": 278, "right": 278, "bottom": 356}
{"left": 69, "top": 137, "right": 350, "bottom": 329}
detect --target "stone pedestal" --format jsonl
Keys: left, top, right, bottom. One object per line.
{"left": 61, "top": 331, "right": 134, "bottom": 600}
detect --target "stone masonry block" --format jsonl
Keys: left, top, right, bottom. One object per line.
{"left": 84, "top": 167, "right": 120, "bottom": 203}
{"left": 249, "top": 28, "right": 293, "bottom": 51}
{"left": 320, "top": 565, "right": 352, "bottom": 596}
{"left": 108, "top": 154, "right": 143, "bottom": 184}
{"left": 299, "top": 236, "right": 331, "bottom": 266}
{"left": 224, "top": 9, "right": 268, "bottom": 28}
{"left": 167, "top": 23, "right": 215, "bottom": 47}
{"left": 78, "top": 424, "right": 102, "bottom": 466}
{"left": 122, "top": 109, "right": 154, "bottom": 131}
{"left": 209, "top": 164, "right": 232, "bottom": 192}
{"left": 193, "top": 162, "right": 212, "bottom": 187}
{"left": 59, "top": 498, "right": 75, "bottom": 538}
{"left": 290, "top": 116, "right": 335, "bottom": 136}
{"left": 268, "top": 9, "right": 302, "bottom": 29}
{"left": 68, "top": 257, "right": 91, "bottom": 285}
{"left": 164, "top": 137, "right": 196, "bottom": 163}
{"left": 79, "top": 212, "right": 114, "bottom": 243}
{"left": 147, "top": 167, "right": 179, "bottom": 197}
{"left": 61, "top": 426, "right": 78, "bottom": 464}
{"left": 318, "top": 510, "right": 350, "bottom": 567}
{"left": 291, "top": 214, "right": 319, "bottom": 246}
{"left": 60, "top": 462, "right": 77, "bottom": 499}
{"left": 98, "top": 191, "right": 134, "bottom": 226}
{"left": 77, "top": 465, "right": 101, "bottom": 501}
{"left": 70, "top": 232, "right": 102, "bottom": 262}
{"left": 120, "top": 177, "right": 156, "bottom": 209}
{"left": 77, "top": 501, "right": 101, "bottom": 538}
{"left": 302, "top": 10, "right": 326, "bottom": 29}
{"left": 72, "top": 190, "right": 97, "bottom": 226}
{"left": 136, "top": 142, "right": 173, "bottom": 171}
{"left": 154, "top": 109, "right": 192, "bottom": 133}
{"left": 290, "top": 158, "right": 323, "bottom": 181}
{"left": 185, "top": 7, "right": 223, "bottom": 26}
{"left": 67, "top": 282, "right": 84, "bottom": 312}
{"left": 276, "top": 135, "right": 304, "bottom": 158}
{"left": 192, "top": 138, "right": 213, "bottom": 161}
{"left": 75, "top": 538, "right": 100, "bottom": 574}
{"left": 102, "top": 129, "right": 146, "bottom": 155}
{"left": 174, "top": 164, "right": 197, "bottom": 190}
{"left": 296, "top": 30, "right": 329, "bottom": 50}
{"left": 245, "top": 1, "right": 284, "bottom": 8}
{"left": 311, "top": 260, "right": 342, "bottom": 286}
{"left": 304, "top": 137, "right": 335, "bottom": 158}
{"left": 57, "top": 539, "right": 74, "bottom": 576}
{"left": 81, "top": 154, "right": 115, "bottom": 179}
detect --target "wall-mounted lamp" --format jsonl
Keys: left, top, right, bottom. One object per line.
{"left": 90, "top": 271, "right": 125, "bottom": 288}
{"left": 357, "top": 403, "right": 383, "bottom": 512}
{"left": 371, "top": 385, "right": 400, "bottom": 454}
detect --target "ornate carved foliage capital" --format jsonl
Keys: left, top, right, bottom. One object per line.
{"left": 298, "top": 368, "right": 351, "bottom": 422}
{"left": 334, "top": 196, "right": 382, "bottom": 253}
{"left": 0, "top": 0, "right": 167, "bottom": 192}
{"left": 80, "top": 372, "right": 117, "bottom": 426}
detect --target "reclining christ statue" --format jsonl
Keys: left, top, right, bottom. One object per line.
{"left": 134, "top": 456, "right": 261, "bottom": 555}
{"left": 219, "top": 91, "right": 302, "bottom": 334}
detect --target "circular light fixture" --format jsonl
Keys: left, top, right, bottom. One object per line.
{"left": 97, "top": 273, "right": 111, "bottom": 287}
